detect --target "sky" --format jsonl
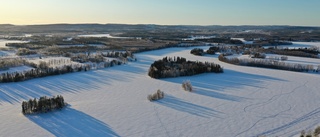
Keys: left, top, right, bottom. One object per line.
{"left": 0, "top": 0, "right": 319, "bottom": 26}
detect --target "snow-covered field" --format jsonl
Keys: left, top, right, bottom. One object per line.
{"left": 231, "top": 38, "right": 253, "bottom": 44}
{"left": 57, "top": 44, "right": 106, "bottom": 48}
{"left": 0, "top": 66, "right": 34, "bottom": 74}
{"left": 233, "top": 54, "right": 320, "bottom": 67}
{"left": 1, "top": 46, "right": 320, "bottom": 137}
{"left": 0, "top": 50, "right": 15, "bottom": 57}
{"left": 265, "top": 42, "right": 320, "bottom": 49}
{"left": 27, "top": 57, "right": 77, "bottom": 68}
{"left": 78, "top": 34, "right": 133, "bottom": 39}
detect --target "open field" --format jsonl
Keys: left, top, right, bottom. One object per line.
{"left": 1, "top": 46, "right": 320, "bottom": 137}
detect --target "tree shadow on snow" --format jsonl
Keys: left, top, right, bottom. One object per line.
{"left": 155, "top": 95, "right": 223, "bottom": 118}
{"left": 138, "top": 47, "right": 191, "bottom": 56}
{"left": 163, "top": 69, "right": 286, "bottom": 102}
{"left": 27, "top": 107, "right": 120, "bottom": 137}
{"left": 0, "top": 66, "right": 136, "bottom": 104}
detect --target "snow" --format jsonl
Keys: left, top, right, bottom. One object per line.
{"left": 0, "top": 50, "right": 15, "bottom": 57}
{"left": 27, "top": 57, "right": 79, "bottom": 68}
{"left": 182, "top": 35, "right": 216, "bottom": 41}
{"left": 1, "top": 46, "right": 320, "bottom": 137}
{"left": 0, "top": 66, "right": 34, "bottom": 74}
{"left": 78, "top": 34, "right": 134, "bottom": 39}
{"left": 231, "top": 38, "right": 253, "bottom": 44}
{"left": 265, "top": 42, "right": 320, "bottom": 49}
{"left": 57, "top": 44, "right": 105, "bottom": 47}
{"left": 236, "top": 54, "right": 320, "bottom": 67}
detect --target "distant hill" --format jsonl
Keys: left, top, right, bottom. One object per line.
{"left": 1, "top": 24, "right": 319, "bottom": 41}
{"left": 0, "top": 24, "right": 319, "bottom": 34}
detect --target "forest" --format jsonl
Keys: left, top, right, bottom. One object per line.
{"left": 218, "top": 54, "right": 320, "bottom": 72}
{"left": 22, "top": 95, "right": 66, "bottom": 114}
{"left": 0, "top": 58, "right": 124, "bottom": 83}
{"left": 148, "top": 56, "right": 223, "bottom": 78}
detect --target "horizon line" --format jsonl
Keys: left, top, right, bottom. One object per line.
{"left": 0, "top": 23, "right": 319, "bottom": 27}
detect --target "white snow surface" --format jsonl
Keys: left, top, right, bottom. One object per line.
{"left": 231, "top": 38, "right": 253, "bottom": 44}
{"left": 265, "top": 42, "right": 320, "bottom": 49}
{"left": 236, "top": 54, "right": 320, "bottom": 67}
{"left": 78, "top": 34, "right": 133, "bottom": 39}
{"left": 1, "top": 46, "right": 320, "bottom": 137}
{"left": 0, "top": 66, "right": 33, "bottom": 74}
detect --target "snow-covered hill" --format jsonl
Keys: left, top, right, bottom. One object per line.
{"left": 1, "top": 46, "right": 320, "bottom": 137}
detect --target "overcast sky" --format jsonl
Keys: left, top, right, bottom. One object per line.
{"left": 0, "top": 0, "right": 319, "bottom": 26}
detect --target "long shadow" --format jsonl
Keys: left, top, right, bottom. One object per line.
{"left": 155, "top": 95, "right": 222, "bottom": 118}
{"left": 0, "top": 65, "right": 136, "bottom": 104}
{"left": 138, "top": 47, "right": 195, "bottom": 56}
{"left": 27, "top": 107, "right": 120, "bottom": 137}
{"left": 163, "top": 69, "right": 286, "bottom": 102}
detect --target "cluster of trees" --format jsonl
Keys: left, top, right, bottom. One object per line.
{"left": 196, "top": 38, "right": 244, "bottom": 45}
{"left": 0, "top": 58, "right": 124, "bottom": 83}
{"left": 71, "top": 53, "right": 105, "bottom": 63}
{"left": 131, "top": 42, "right": 200, "bottom": 54}
{"left": 206, "top": 44, "right": 319, "bottom": 59}
{"left": 206, "top": 46, "right": 219, "bottom": 55}
{"left": 0, "top": 54, "right": 126, "bottom": 83}
{"left": 147, "top": 89, "right": 164, "bottom": 101}
{"left": 70, "top": 51, "right": 135, "bottom": 64}
{"left": 255, "top": 47, "right": 320, "bottom": 58}
{"left": 190, "top": 47, "right": 222, "bottom": 55}
{"left": 300, "top": 126, "right": 320, "bottom": 137}
{"left": 46, "top": 58, "right": 72, "bottom": 66}
{"left": 16, "top": 48, "right": 37, "bottom": 56}
{"left": 219, "top": 54, "right": 320, "bottom": 72}
{"left": 182, "top": 80, "right": 193, "bottom": 92}
{"left": 190, "top": 46, "right": 237, "bottom": 56}
{"left": 0, "top": 58, "right": 26, "bottom": 70}
{"left": 251, "top": 52, "right": 266, "bottom": 59}
{"left": 6, "top": 42, "right": 49, "bottom": 50}
{"left": 253, "top": 40, "right": 292, "bottom": 46}
{"left": 0, "top": 64, "right": 83, "bottom": 82}
{"left": 148, "top": 56, "right": 223, "bottom": 79}
{"left": 43, "top": 46, "right": 109, "bottom": 56}
{"left": 22, "top": 95, "right": 66, "bottom": 114}
{"left": 102, "top": 51, "right": 134, "bottom": 58}
{"left": 268, "top": 56, "right": 288, "bottom": 61}
{"left": 190, "top": 48, "right": 204, "bottom": 56}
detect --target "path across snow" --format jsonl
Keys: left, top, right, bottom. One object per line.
{"left": 1, "top": 46, "right": 320, "bottom": 137}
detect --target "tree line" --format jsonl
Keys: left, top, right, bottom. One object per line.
{"left": 148, "top": 56, "right": 223, "bottom": 79}
{"left": 219, "top": 54, "right": 320, "bottom": 72}
{"left": 0, "top": 58, "right": 124, "bottom": 83}
{"left": 22, "top": 95, "right": 66, "bottom": 115}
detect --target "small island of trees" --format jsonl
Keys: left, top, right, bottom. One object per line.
{"left": 148, "top": 56, "right": 223, "bottom": 78}
{"left": 22, "top": 95, "right": 66, "bottom": 115}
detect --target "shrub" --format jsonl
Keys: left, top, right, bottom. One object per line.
{"left": 206, "top": 47, "right": 218, "bottom": 55}
{"left": 281, "top": 56, "right": 288, "bottom": 61}
{"left": 251, "top": 52, "right": 266, "bottom": 59}
{"left": 314, "top": 126, "right": 320, "bottom": 137}
{"left": 16, "top": 48, "right": 37, "bottom": 56}
{"left": 148, "top": 89, "right": 164, "bottom": 101}
{"left": 301, "top": 130, "right": 306, "bottom": 137}
{"left": 190, "top": 48, "right": 204, "bottom": 56}
{"left": 182, "top": 80, "right": 193, "bottom": 92}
